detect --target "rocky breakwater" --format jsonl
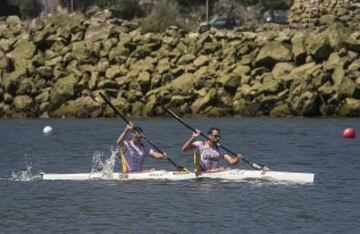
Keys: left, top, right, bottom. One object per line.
{"left": 1, "top": 12, "right": 360, "bottom": 118}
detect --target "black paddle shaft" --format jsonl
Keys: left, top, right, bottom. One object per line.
{"left": 163, "top": 107, "right": 268, "bottom": 170}
{"left": 99, "top": 92, "right": 186, "bottom": 171}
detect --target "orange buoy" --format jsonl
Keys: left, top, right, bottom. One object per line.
{"left": 343, "top": 128, "right": 356, "bottom": 139}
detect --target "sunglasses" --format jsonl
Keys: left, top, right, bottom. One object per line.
{"left": 211, "top": 134, "right": 221, "bottom": 139}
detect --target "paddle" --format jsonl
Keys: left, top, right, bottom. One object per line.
{"left": 100, "top": 92, "right": 189, "bottom": 172}
{"left": 163, "top": 107, "right": 270, "bottom": 171}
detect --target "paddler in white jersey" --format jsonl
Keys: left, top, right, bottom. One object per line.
{"left": 182, "top": 127, "right": 244, "bottom": 172}
{"left": 116, "top": 123, "right": 168, "bottom": 172}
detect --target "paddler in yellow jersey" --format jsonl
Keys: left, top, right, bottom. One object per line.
{"left": 182, "top": 127, "right": 243, "bottom": 172}
{"left": 116, "top": 123, "right": 168, "bottom": 172}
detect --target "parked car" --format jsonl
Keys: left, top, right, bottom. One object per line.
{"left": 198, "top": 16, "right": 242, "bottom": 32}
{"left": 263, "top": 10, "right": 288, "bottom": 24}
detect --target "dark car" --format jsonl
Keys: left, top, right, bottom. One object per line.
{"left": 198, "top": 17, "right": 241, "bottom": 32}
{"left": 263, "top": 10, "right": 288, "bottom": 24}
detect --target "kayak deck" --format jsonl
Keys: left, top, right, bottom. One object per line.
{"left": 40, "top": 169, "right": 314, "bottom": 183}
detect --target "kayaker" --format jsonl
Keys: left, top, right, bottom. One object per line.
{"left": 182, "top": 127, "right": 244, "bottom": 172}
{"left": 116, "top": 123, "right": 168, "bottom": 172}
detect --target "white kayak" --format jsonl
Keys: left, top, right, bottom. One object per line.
{"left": 40, "top": 169, "right": 314, "bottom": 183}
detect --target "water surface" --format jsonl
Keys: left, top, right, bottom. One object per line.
{"left": 0, "top": 118, "right": 359, "bottom": 233}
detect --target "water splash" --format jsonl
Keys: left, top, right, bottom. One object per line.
{"left": 10, "top": 152, "right": 39, "bottom": 181}
{"left": 90, "top": 147, "right": 119, "bottom": 179}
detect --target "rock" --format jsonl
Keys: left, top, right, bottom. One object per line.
{"left": 6, "top": 16, "right": 21, "bottom": 26}
{"left": 51, "top": 96, "right": 101, "bottom": 118}
{"left": 193, "top": 55, "right": 210, "bottom": 67}
{"left": 203, "top": 106, "right": 232, "bottom": 117}
{"left": 320, "top": 15, "right": 337, "bottom": 25}
{"left": 191, "top": 89, "right": 216, "bottom": 113}
{"left": 13, "top": 95, "right": 33, "bottom": 111}
{"left": 168, "top": 95, "right": 190, "bottom": 107}
{"left": 272, "top": 62, "right": 295, "bottom": 78}
{"left": 157, "top": 58, "right": 171, "bottom": 74}
{"left": 218, "top": 74, "right": 240, "bottom": 92}
{"left": 270, "top": 103, "right": 292, "bottom": 117}
{"left": 97, "top": 59, "right": 110, "bottom": 74}
{"left": 142, "top": 95, "right": 157, "bottom": 117}
{"left": 131, "top": 101, "right": 144, "bottom": 116}
{"left": 232, "top": 64, "right": 251, "bottom": 76}
{"left": 37, "top": 66, "right": 53, "bottom": 79}
{"left": 290, "top": 91, "right": 320, "bottom": 116}
{"left": 306, "top": 32, "right": 332, "bottom": 61}
{"left": 251, "top": 79, "right": 282, "bottom": 95}
{"left": 339, "top": 98, "right": 360, "bottom": 116}
{"left": 327, "top": 22, "right": 351, "bottom": 50}
{"left": 138, "top": 71, "right": 151, "bottom": 92}
{"left": 233, "top": 99, "right": 260, "bottom": 116}
{"left": 97, "top": 79, "right": 119, "bottom": 89}
{"left": 16, "top": 79, "right": 36, "bottom": 95}
{"left": 323, "top": 52, "right": 350, "bottom": 71}
{"left": 256, "top": 41, "right": 292, "bottom": 69}
{"left": 178, "top": 54, "right": 195, "bottom": 65}
{"left": 85, "top": 24, "right": 114, "bottom": 42}
{"left": 35, "top": 90, "right": 50, "bottom": 104}
{"left": 345, "top": 32, "right": 360, "bottom": 52}
{"left": 72, "top": 41, "right": 88, "bottom": 60}
{"left": 332, "top": 67, "right": 345, "bottom": 86}
{"left": 339, "top": 78, "right": 360, "bottom": 98}
{"left": 105, "top": 65, "right": 127, "bottom": 79}
{"left": 49, "top": 74, "right": 77, "bottom": 110}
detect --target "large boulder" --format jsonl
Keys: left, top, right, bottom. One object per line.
{"left": 105, "top": 65, "right": 127, "bottom": 79}
{"left": 339, "top": 98, "right": 360, "bottom": 116}
{"left": 49, "top": 75, "right": 77, "bottom": 110}
{"left": 232, "top": 99, "right": 260, "bottom": 116}
{"left": 338, "top": 78, "right": 360, "bottom": 98}
{"left": 51, "top": 96, "right": 101, "bottom": 118}
{"left": 323, "top": 52, "right": 351, "bottom": 71}
{"left": 306, "top": 32, "right": 332, "bottom": 61}
{"left": 193, "top": 55, "right": 210, "bottom": 67}
{"left": 13, "top": 95, "right": 33, "bottom": 111}
{"left": 85, "top": 24, "right": 114, "bottom": 42}
{"left": 16, "top": 79, "right": 36, "bottom": 95}
{"left": 291, "top": 32, "right": 307, "bottom": 65}
{"left": 270, "top": 103, "right": 292, "bottom": 117}
{"left": 217, "top": 74, "right": 240, "bottom": 92}
{"left": 191, "top": 89, "right": 216, "bottom": 113}
{"left": 345, "top": 32, "right": 360, "bottom": 52}
{"left": 3, "top": 39, "right": 36, "bottom": 94}
{"left": 272, "top": 62, "right": 295, "bottom": 79}
{"left": 326, "top": 22, "right": 351, "bottom": 49}
{"left": 255, "top": 41, "right": 292, "bottom": 69}
{"left": 251, "top": 79, "right": 283, "bottom": 95}
{"left": 290, "top": 91, "right": 320, "bottom": 116}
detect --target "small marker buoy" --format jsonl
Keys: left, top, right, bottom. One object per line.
{"left": 343, "top": 128, "right": 356, "bottom": 139}
{"left": 43, "top": 125, "right": 53, "bottom": 135}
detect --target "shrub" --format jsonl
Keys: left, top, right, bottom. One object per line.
{"left": 140, "top": 0, "right": 180, "bottom": 33}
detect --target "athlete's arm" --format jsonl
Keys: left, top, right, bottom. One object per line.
{"left": 116, "top": 123, "right": 133, "bottom": 146}
{"left": 149, "top": 149, "right": 167, "bottom": 160}
{"left": 223, "top": 153, "right": 244, "bottom": 165}
{"left": 182, "top": 129, "right": 201, "bottom": 151}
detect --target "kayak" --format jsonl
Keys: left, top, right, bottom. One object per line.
{"left": 40, "top": 169, "right": 314, "bottom": 183}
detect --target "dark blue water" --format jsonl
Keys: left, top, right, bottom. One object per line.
{"left": 1, "top": 118, "right": 359, "bottom": 233}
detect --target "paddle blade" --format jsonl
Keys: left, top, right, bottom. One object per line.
{"left": 177, "top": 166, "right": 189, "bottom": 172}
{"left": 251, "top": 162, "right": 270, "bottom": 171}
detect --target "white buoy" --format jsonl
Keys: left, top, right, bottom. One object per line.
{"left": 43, "top": 125, "right": 53, "bottom": 135}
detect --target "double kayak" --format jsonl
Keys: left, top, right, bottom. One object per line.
{"left": 40, "top": 169, "right": 314, "bottom": 183}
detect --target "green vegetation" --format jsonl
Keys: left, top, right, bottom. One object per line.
{"left": 140, "top": 0, "right": 180, "bottom": 33}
